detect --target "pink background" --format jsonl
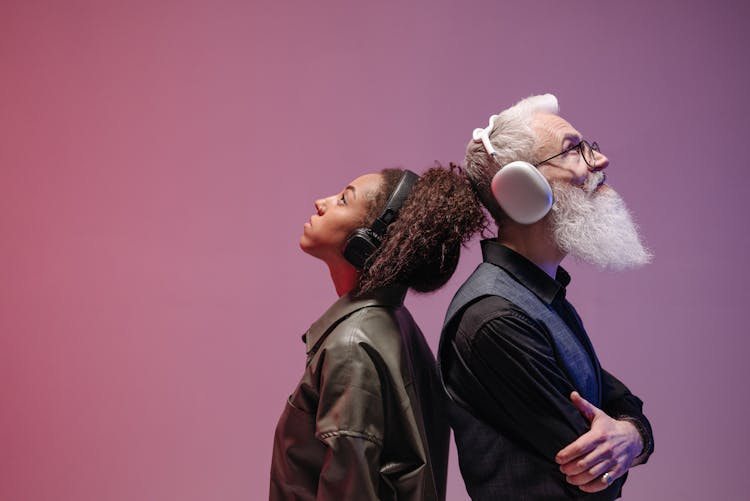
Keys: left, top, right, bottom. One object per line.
{"left": 2, "top": 1, "right": 748, "bottom": 499}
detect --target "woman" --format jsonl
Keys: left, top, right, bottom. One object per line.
{"left": 269, "top": 166, "right": 485, "bottom": 501}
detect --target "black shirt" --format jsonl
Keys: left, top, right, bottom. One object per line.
{"left": 442, "top": 241, "right": 653, "bottom": 493}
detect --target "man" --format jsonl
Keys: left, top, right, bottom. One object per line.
{"left": 438, "top": 94, "right": 654, "bottom": 500}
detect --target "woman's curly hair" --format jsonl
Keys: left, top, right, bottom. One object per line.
{"left": 354, "top": 164, "right": 486, "bottom": 296}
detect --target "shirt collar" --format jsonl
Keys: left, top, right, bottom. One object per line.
{"left": 303, "top": 285, "right": 408, "bottom": 354}
{"left": 480, "top": 239, "right": 570, "bottom": 305}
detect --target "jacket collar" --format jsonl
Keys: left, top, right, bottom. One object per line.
{"left": 303, "top": 285, "right": 408, "bottom": 354}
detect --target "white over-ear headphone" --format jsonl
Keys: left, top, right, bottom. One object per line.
{"left": 472, "top": 114, "right": 553, "bottom": 225}
{"left": 490, "top": 161, "right": 552, "bottom": 225}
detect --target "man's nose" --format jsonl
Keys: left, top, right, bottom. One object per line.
{"left": 590, "top": 150, "right": 609, "bottom": 172}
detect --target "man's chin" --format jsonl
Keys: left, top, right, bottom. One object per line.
{"left": 592, "top": 183, "right": 609, "bottom": 195}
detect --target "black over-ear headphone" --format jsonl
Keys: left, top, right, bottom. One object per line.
{"left": 342, "top": 170, "right": 419, "bottom": 269}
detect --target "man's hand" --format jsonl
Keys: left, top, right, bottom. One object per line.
{"left": 555, "top": 391, "right": 644, "bottom": 493}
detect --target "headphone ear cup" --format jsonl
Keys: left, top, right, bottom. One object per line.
{"left": 491, "top": 161, "right": 553, "bottom": 225}
{"left": 343, "top": 229, "right": 382, "bottom": 269}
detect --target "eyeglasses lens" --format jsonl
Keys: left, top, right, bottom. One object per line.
{"left": 583, "top": 141, "right": 600, "bottom": 168}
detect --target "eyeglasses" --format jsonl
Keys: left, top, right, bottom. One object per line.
{"left": 534, "top": 139, "right": 603, "bottom": 171}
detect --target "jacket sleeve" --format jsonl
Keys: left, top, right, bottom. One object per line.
{"left": 315, "top": 431, "right": 382, "bottom": 500}
{"left": 313, "top": 322, "right": 385, "bottom": 501}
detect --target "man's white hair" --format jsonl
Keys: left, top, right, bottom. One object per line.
{"left": 465, "top": 93, "right": 559, "bottom": 225}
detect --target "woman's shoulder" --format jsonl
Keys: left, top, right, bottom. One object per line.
{"left": 323, "top": 304, "right": 407, "bottom": 355}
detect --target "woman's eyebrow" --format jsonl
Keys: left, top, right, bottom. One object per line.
{"left": 345, "top": 186, "right": 357, "bottom": 199}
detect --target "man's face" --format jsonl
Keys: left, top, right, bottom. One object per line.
{"left": 532, "top": 112, "right": 609, "bottom": 191}
{"left": 531, "top": 113, "right": 652, "bottom": 270}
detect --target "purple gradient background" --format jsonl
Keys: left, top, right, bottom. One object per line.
{"left": 2, "top": 1, "right": 748, "bottom": 499}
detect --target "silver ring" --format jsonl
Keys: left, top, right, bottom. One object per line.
{"left": 601, "top": 472, "right": 613, "bottom": 485}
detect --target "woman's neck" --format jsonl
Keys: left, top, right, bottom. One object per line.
{"left": 328, "top": 261, "right": 359, "bottom": 297}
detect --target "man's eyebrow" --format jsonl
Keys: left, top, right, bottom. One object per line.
{"left": 562, "top": 133, "right": 582, "bottom": 147}
{"left": 345, "top": 185, "right": 357, "bottom": 199}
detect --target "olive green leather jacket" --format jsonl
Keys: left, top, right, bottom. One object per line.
{"left": 270, "top": 286, "right": 449, "bottom": 500}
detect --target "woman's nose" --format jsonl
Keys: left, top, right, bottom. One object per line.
{"left": 314, "top": 199, "right": 325, "bottom": 215}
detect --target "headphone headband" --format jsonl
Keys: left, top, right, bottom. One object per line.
{"left": 472, "top": 114, "right": 499, "bottom": 158}
{"left": 371, "top": 170, "right": 419, "bottom": 236}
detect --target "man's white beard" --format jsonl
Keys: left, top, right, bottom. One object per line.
{"left": 549, "top": 174, "right": 652, "bottom": 270}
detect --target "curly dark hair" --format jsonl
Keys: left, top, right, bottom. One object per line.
{"left": 354, "top": 164, "right": 486, "bottom": 296}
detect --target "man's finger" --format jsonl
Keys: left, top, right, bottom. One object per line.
{"left": 559, "top": 443, "right": 606, "bottom": 475}
{"left": 564, "top": 456, "right": 618, "bottom": 485}
{"left": 556, "top": 392, "right": 608, "bottom": 464}
{"left": 579, "top": 470, "right": 620, "bottom": 494}
{"left": 555, "top": 432, "right": 599, "bottom": 465}
{"left": 570, "top": 391, "right": 598, "bottom": 422}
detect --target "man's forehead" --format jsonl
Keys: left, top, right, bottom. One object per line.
{"left": 532, "top": 112, "right": 582, "bottom": 144}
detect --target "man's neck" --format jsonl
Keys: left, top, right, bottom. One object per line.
{"left": 499, "top": 220, "right": 565, "bottom": 279}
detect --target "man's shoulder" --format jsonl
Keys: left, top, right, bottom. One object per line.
{"left": 458, "top": 294, "right": 534, "bottom": 333}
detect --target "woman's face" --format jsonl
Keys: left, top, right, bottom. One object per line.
{"left": 300, "top": 173, "right": 383, "bottom": 264}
